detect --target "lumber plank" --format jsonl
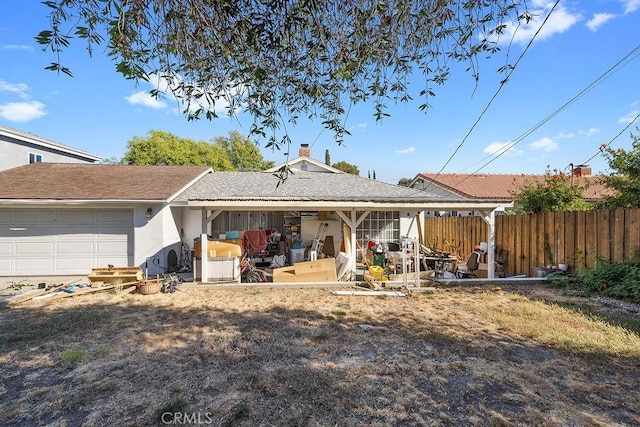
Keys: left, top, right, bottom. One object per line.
{"left": 8, "top": 280, "right": 78, "bottom": 305}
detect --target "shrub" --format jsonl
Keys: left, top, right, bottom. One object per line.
{"left": 547, "top": 260, "right": 640, "bottom": 303}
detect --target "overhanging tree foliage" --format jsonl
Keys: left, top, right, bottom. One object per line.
{"left": 37, "top": 0, "right": 531, "bottom": 151}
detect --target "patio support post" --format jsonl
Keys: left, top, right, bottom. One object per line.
{"left": 200, "top": 209, "right": 208, "bottom": 283}
{"left": 479, "top": 209, "right": 496, "bottom": 279}
{"left": 337, "top": 209, "right": 371, "bottom": 280}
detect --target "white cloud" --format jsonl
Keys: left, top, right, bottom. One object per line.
{"left": 529, "top": 137, "right": 558, "bottom": 152}
{"left": 587, "top": 13, "right": 617, "bottom": 31}
{"left": 618, "top": 110, "right": 639, "bottom": 124}
{"left": 0, "top": 101, "right": 47, "bottom": 122}
{"left": 483, "top": 141, "right": 515, "bottom": 155}
{"left": 394, "top": 146, "right": 415, "bottom": 154}
{"left": 622, "top": 0, "right": 640, "bottom": 14}
{"left": 1, "top": 44, "right": 33, "bottom": 51}
{"left": 496, "top": 3, "right": 581, "bottom": 45}
{"left": 0, "top": 79, "right": 29, "bottom": 98}
{"left": 582, "top": 128, "right": 601, "bottom": 137}
{"left": 124, "top": 91, "right": 167, "bottom": 109}
{"left": 554, "top": 131, "right": 575, "bottom": 139}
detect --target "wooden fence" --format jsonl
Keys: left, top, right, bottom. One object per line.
{"left": 422, "top": 208, "right": 640, "bottom": 277}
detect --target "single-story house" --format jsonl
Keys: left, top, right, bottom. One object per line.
{"left": 0, "top": 149, "right": 513, "bottom": 280}
{"left": 0, "top": 125, "right": 101, "bottom": 171}
{"left": 410, "top": 165, "right": 606, "bottom": 217}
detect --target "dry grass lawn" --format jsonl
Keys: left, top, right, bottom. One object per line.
{"left": 1, "top": 283, "right": 639, "bottom": 426}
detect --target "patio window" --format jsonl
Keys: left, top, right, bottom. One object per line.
{"left": 356, "top": 210, "right": 400, "bottom": 247}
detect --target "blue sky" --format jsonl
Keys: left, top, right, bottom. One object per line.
{"left": 1, "top": 1, "right": 639, "bottom": 184}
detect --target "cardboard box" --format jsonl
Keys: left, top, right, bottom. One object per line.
{"left": 476, "top": 262, "right": 488, "bottom": 278}
{"left": 272, "top": 258, "right": 338, "bottom": 283}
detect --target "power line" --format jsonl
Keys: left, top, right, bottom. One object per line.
{"left": 420, "top": 1, "right": 561, "bottom": 193}
{"left": 581, "top": 112, "right": 640, "bottom": 166}
{"left": 460, "top": 43, "right": 640, "bottom": 176}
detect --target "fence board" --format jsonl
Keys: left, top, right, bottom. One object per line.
{"left": 564, "top": 211, "right": 575, "bottom": 269}
{"left": 422, "top": 208, "right": 640, "bottom": 277}
{"left": 575, "top": 211, "right": 586, "bottom": 270}
{"left": 585, "top": 210, "right": 597, "bottom": 268}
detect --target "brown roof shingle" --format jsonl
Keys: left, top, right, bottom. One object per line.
{"left": 0, "top": 163, "right": 211, "bottom": 201}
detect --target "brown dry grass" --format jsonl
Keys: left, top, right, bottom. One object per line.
{"left": 1, "top": 284, "right": 639, "bottom": 426}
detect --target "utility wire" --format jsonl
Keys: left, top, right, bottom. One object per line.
{"left": 459, "top": 43, "right": 640, "bottom": 177}
{"left": 580, "top": 112, "right": 640, "bottom": 166}
{"left": 420, "top": 1, "right": 560, "bottom": 193}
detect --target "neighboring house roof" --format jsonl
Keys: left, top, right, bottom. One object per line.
{"left": 0, "top": 125, "right": 102, "bottom": 162}
{"left": 265, "top": 156, "right": 344, "bottom": 174}
{"left": 176, "top": 171, "right": 512, "bottom": 211}
{"left": 0, "top": 163, "right": 212, "bottom": 202}
{"left": 412, "top": 173, "right": 607, "bottom": 202}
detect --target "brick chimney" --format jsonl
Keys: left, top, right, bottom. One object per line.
{"left": 299, "top": 143, "right": 310, "bottom": 158}
{"left": 573, "top": 164, "right": 592, "bottom": 177}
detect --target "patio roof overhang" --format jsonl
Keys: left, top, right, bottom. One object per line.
{"left": 185, "top": 199, "right": 514, "bottom": 212}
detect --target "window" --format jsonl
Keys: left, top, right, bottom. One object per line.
{"left": 29, "top": 153, "right": 42, "bottom": 163}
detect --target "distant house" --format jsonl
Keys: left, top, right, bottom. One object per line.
{"left": 410, "top": 165, "right": 606, "bottom": 216}
{"left": 265, "top": 143, "right": 343, "bottom": 174}
{"left": 0, "top": 126, "right": 101, "bottom": 171}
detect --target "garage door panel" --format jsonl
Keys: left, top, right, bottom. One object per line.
{"left": 0, "top": 241, "right": 11, "bottom": 255}
{"left": 15, "top": 241, "right": 55, "bottom": 255}
{"left": 16, "top": 210, "right": 56, "bottom": 222}
{"left": 0, "top": 259, "right": 11, "bottom": 274}
{"left": 55, "top": 224, "right": 97, "bottom": 239}
{"left": 0, "top": 211, "right": 13, "bottom": 222}
{"left": 57, "top": 258, "right": 95, "bottom": 271}
{"left": 57, "top": 210, "right": 95, "bottom": 222}
{"left": 97, "top": 224, "right": 131, "bottom": 236}
{"left": 14, "top": 226, "right": 58, "bottom": 238}
{"left": 97, "top": 240, "right": 129, "bottom": 255}
{"left": 97, "top": 255, "right": 129, "bottom": 267}
{"left": 16, "top": 258, "right": 54, "bottom": 272}
{"left": 0, "top": 208, "right": 133, "bottom": 276}
{"left": 98, "top": 210, "right": 132, "bottom": 222}
{"left": 57, "top": 241, "right": 95, "bottom": 254}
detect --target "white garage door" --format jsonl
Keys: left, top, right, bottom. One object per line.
{"left": 0, "top": 208, "right": 133, "bottom": 276}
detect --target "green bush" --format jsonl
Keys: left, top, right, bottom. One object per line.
{"left": 547, "top": 260, "right": 640, "bottom": 303}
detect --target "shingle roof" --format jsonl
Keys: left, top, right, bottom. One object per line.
{"left": 0, "top": 163, "right": 211, "bottom": 201}
{"left": 415, "top": 173, "right": 607, "bottom": 201}
{"left": 176, "top": 171, "right": 446, "bottom": 203}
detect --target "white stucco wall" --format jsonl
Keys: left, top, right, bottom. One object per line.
{"left": 133, "top": 204, "right": 185, "bottom": 276}
{"left": 0, "top": 139, "right": 97, "bottom": 171}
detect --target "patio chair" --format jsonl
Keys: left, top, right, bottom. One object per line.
{"left": 457, "top": 251, "right": 480, "bottom": 278}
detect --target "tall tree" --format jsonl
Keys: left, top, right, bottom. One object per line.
{"left": 213, "top": 131, "right": 275, "bottom": 171}
{"left": 397, "top": 178, "right": 412, "bottom": 187}
{"left": 332, "top": 161, "right": 359, "bottom": 175}
{"left": 37, "top": 1, "right": 530, "bottom": 149}
{"left": 121, "top": 130, "right": 234, "bottom": 170}
{"left": 325, "top": 149, "right": 331, "bottom": 166}
{"left": 600, "top": 132, "right": 640, "bottom": 208}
